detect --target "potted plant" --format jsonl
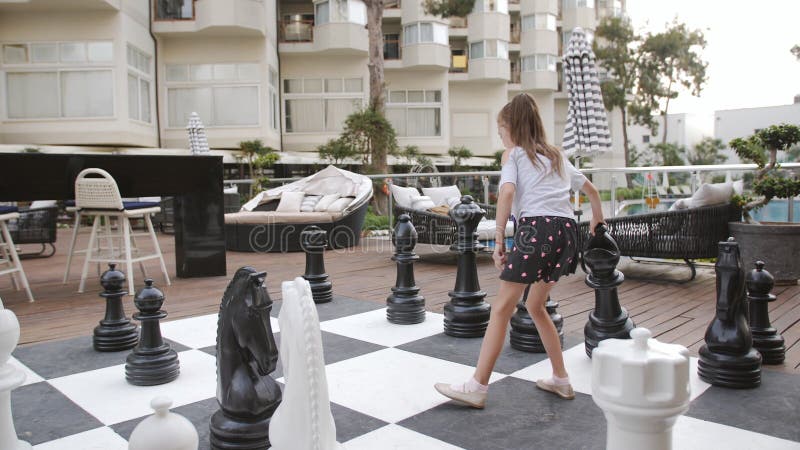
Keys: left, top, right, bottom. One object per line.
{"left": 728, "top": 123, "right": 800, "bottom": 284}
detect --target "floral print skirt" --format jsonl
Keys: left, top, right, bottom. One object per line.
{"left": 499, "top": 216, "right": 579, "bottom": 284}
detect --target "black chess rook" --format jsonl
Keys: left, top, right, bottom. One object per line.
{"left": 93, "top": 264, "right": 139, "bottom": 352}
{"left": 387, "top": 214, "right": 426, "bottom": 324}
{"left": 582, "top": 224, "right": 634, "bottom": 357}
{"left": 301, "top": 226, "right": 333, "bottom": 304}
{"left": 698, "top": 238, "right": 762, "bottom": 388}
{"left": 746, "top": 261, "right": 786, "bottom": 365}
{"left": 443, "top": 196, "right": 490, "bottom": 338}
{"left": 125, "top": 279, "right": 180, "bottom": 386}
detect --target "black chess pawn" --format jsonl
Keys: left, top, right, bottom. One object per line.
{"left": 582, "top": 224, "right": 634, "bottom": 357}
{"left": 387, "top": 214, "right": 425, "bottom": 324}
{"left": 509, "top": 288, "right": 564, "bottom": 352}
{"left": 93, "top": 264, "right": 139, "bottom": 352}
{"left": 746, "top": 261, "right": 785, "bottom": 365}
{"left": 443, "top": 196, "right": 490, "bottom": 338}
{"left": 698, "top": 238, "right": 761, "bottom": 388}
{"left": 125, "top": 279, "right": 180, "bottom": 386}
{"left": 301, "top": 226, "right": 333, "bottom": 304}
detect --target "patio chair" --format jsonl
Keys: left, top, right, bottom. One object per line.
{"left": 7, "top": 201, "right": 58, "bottom": 258}
{"left": 0, "top": 206, "right": 34, "bottom": 302}
{"left": 578, "top": 202, "right": 742, "bottom": 282}
{"left": 66, "top": 168, "right": 170, "bottom": 294}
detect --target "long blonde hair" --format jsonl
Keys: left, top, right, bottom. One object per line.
{"left": 498, "top": 93, "right": 564, "bottom": 177}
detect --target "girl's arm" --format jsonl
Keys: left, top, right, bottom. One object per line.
{"left": 580, "top": 180, "right": 605, "bottom": 234}
{"left": 493, "top": 182, "right": 515, "bottom": 269}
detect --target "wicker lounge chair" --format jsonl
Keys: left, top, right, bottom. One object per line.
{"left": 393, "top": 202, "right": 504, "bottom": 247}
{"left": 225, "top": 166, "right": 372, "bottom": 252}
{"left": 578, "top": 202, "right": 742, "bottom": 281}
{"left": 7, "top": 204, "right": 58, "bottom": 258}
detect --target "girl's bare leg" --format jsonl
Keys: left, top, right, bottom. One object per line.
{"left": 473, "top": 280, "right": 528, "bottom": 384}
{"left": 525, "top": 281, "right": 568, "bottom": 378}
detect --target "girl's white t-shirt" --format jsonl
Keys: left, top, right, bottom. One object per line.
{"left": 499, "top": 146, "right": 587, "bottom": 219}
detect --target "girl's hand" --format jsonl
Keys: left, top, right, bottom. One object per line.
{"left": 493, "top": 243, "right": 507, "bottom": 270}
{"left": 590, "top": 216, "right": 606, "bottom": 235}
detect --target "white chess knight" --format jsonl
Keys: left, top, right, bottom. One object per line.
{"left": 592, "top": 328, "right": 691, "bottom": 450}
{"left": 128, "top": 396, "right": 198, "bottom": 450}
{"left": 0, "top": 298, "right": 32, "bottom": 450}
{"left": 269, "top": 277, "right": 342, "bottom": 450}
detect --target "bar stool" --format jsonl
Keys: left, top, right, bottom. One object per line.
{"left": 0, "top": 206, "right": 34, "bottom": 302}
{"left": 71, "top": 168, "right": 171, "bottom": 294}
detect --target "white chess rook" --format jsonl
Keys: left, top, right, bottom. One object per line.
{"left": 128, "top": 396, "right": 199, "bottom": 450}
{"left": 0, "top": 299, "right": 32, "bottom": 450}
{"left": 269, "top": 277, "right": 342, "bottom": 450}
{"left": 592, "top": 328, "right": 690, "bottom": 450}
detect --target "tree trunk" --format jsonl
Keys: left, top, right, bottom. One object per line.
{"left": 365, "top": 0, "right": 389, "bottom": 214}
{"left": 661, "top": 80, "right": 673, "bottom": 145}
{"left": 621, "top": 106, "right": 633, "bottom": 186}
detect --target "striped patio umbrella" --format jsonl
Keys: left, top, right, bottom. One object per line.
{"left": 186, "top": 112, "right": 210, "bottom": 154}
{"left": 561, "top": 27, "right": 612, "bottom": 161}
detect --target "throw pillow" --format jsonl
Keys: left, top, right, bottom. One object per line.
{"left": 326, "top": 197, "right": 353, "bottom": 212}
{"left": 422, "top": 185, "right": 462, "bottom": 207}
{"left": 445, "top": 196, "right": 462, "bottom": 209}
{"left": 389, "top": 184, "right": 421, "bottom": 208}
{"left": 410, "top": 195, "right": 436, "bottom": 211}
{"left": 690, "top": 182, "right": 733, "bottom": 208}
{"left": 300, "top": 195, "right": 322, "bottom": 212}
{"left": 276, "top": 191, "right": 306, "bottom": 212}
{"left": 314, "top": 193, "right": 341, "bottom": 212}
{"left": 668, "top": 198, "right": 693, "bottom": 211}
{"left": 30, "top": 200, "right": 57, "bottom": 209}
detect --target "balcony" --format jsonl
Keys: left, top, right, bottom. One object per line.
{"left": 521, "top": 69, "right": 557, "bottom": 91}
{"left": 449, "top": 53, "right": 468, "bottom": 78}
{"left": 152, "top": 0, "right": 266, "bottom": 37}
{"left": 280, "top": 17, "right": 314, "bottom": 43}
{"left": 279, "top": 16, "right": 368, "bottom": 55}
{"left": 561, "top": 5, "right": 595, "bottom": 30}
{"left": 469, "top": 58, "right": 510, "bottom": 81}
{"left": 383, "top": 0, "right": 401, "bottom": 18}
{"left": 521, "top": 29, "right": 558, "bottom": 55}
{"left": 467, "top": 12, "right": 510, "bottom": 42}
{"left": 0, "top": 0, "right": 120, "bottom": 11}
{"left": 403, "top": 43, "right": 450, "bottom": 69}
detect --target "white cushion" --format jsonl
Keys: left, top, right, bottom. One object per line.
{"left": 326, "top": 197, "right": 353, "bottom": 212}
{"left": 314, "top": 193, "right": 341, "bottom": 212}
{"left": 668, "top": 198, "right": 693, "bottom": 211}
{"left": 445, "top": 196, "right": 462, "bottom": 209}
{"left": 30, "top": 200, "right": 57, "bottom": 209}
{"left": 423, "top": 185, "right": 462, "bottom": 207}
{"left": 390, "top": 184, "right": 420, "bottom": 208}
{"left": 276, "top": 191, "right": 306, "bottom": 212}
{"left": 304, "top": 176, "right": 357, "bottom": 197}
{"left": 690, "top": 182, "right": 733, "bottom": 208}
{"left": 300, "top": 195, "right": 322, "bottom": 212}
{"left": 224, "top": 186, "right": 239, "bottom": 194}
{"left": 475, "top": 219, "right": 514, "bottom": 240}
{"left": 410, "top": 195, "right": 436, "bottom": 211}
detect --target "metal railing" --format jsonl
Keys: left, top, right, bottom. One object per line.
{"left": 226, "top": 162, "right": 800, "bottom": 225}
{"left": 280, "top": 19, "right": 314, "bottom": 43}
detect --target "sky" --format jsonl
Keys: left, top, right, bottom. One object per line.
{"left": 625, "top": 0, "right": 800, "bottom": 114}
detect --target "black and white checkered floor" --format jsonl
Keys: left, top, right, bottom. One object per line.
{"left": 9, "top": 295, "right": 800, "bottom": 449}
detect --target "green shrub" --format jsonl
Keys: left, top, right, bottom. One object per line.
{"left": 363, "top": 206, "right": 390, "bottom": 231}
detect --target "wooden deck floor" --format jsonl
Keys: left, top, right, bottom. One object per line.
{"left": 3, "top": 228, "right": 799, "bottom": 374}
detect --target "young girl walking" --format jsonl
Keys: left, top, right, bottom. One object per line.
{"left": 435, "top": 93, "right": 605, "bottom": 408}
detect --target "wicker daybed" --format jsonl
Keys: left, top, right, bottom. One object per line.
{"left": 393, "top": 202, "right": 500, "bottom": 247}
{"left": 578, "top": 202, "right": 742, "bottom": 281}
{"left": 225, "top": 166, "right": 372, "bottom": 252}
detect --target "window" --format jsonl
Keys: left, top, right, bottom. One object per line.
{"left": 521, "top": 13, "right": 556, "bottom": 31}
{"left": 155, "top": 0, "right": 194, "bottom": 20}
{"left": 283, "top": 77, "right": 364, "bottom": 133}
{"left": 469, "top": 40, "right": 509, "bottom": 59}
{"left": 385, "top": 89, "right": 442, "bottom": 137}
{"left": 2, "top": 40, "right": 115, "bottom": 120}
{"left": 314, "top": 0, "right": 367, "bottom": 25}
{"left": 642, "top": 135, "right": 650, "bottom": 144}
{"left": 127, "top": 45, "right": 152, "bottom": 123}
{"left": 384, "top": 34, "right": 401, "bottom": 59}
{"left": 563, "top": 0, "right": 594, "bottom": 8}
{"left": 403, "top": 22, "right": 448, "bottom": 46}
{"left": 473, "top": 0, "right": 508, "bottom": 13}
{"left": 269, "top": 69, "right": 279, "bottom": 131}
{"left": 165, "top": 62, "right": 261, "bottom": 127}
{"left": 522, "top": 54, "right": 557, "bottom": 71}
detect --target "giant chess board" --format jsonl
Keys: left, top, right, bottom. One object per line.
{"left": 9, "top": 295, "right": 800, "bottom": 449}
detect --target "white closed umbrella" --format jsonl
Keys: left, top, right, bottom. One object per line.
{"left": 561, "top": 27, "right": 612, "bottom": 210}
{"left": 186, "top": 112, "right": 210, "bottom": 154}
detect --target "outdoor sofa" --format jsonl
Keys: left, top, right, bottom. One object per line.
{"left": 225, "top": 165, "right": 372, "bottom": 252}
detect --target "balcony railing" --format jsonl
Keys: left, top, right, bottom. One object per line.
{"left": 154, "top": 0, "right": 195, "bottom": 21}
{"left": 509, "top": 68, "right": 521, "bottom": 83}
{"left": 384, "top": 0, "right": 401, "bottom": 8}
{"left": 280, "top": 18, "right": 314, "bottom": 43}
{"left": 384, "top": 38, "right": 401, "bottom": 60}
{"left": 510, "top": 26, "right": 520, "bottom": 43}
{"left": 449, "top": 17, "right": 468, "bottom": 28}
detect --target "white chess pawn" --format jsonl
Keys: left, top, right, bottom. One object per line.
{"left": 0, "top": 300, "right": 32, "bottom": 450}
{"left": 128, "top": 396, "right": 198, "bottom": 450}
{"left": 592, "top": 328, "right": 691, "bottom": 450}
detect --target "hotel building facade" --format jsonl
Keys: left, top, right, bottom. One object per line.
{"left": 0, "top": 0, "right": 626, "bottom": 170}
